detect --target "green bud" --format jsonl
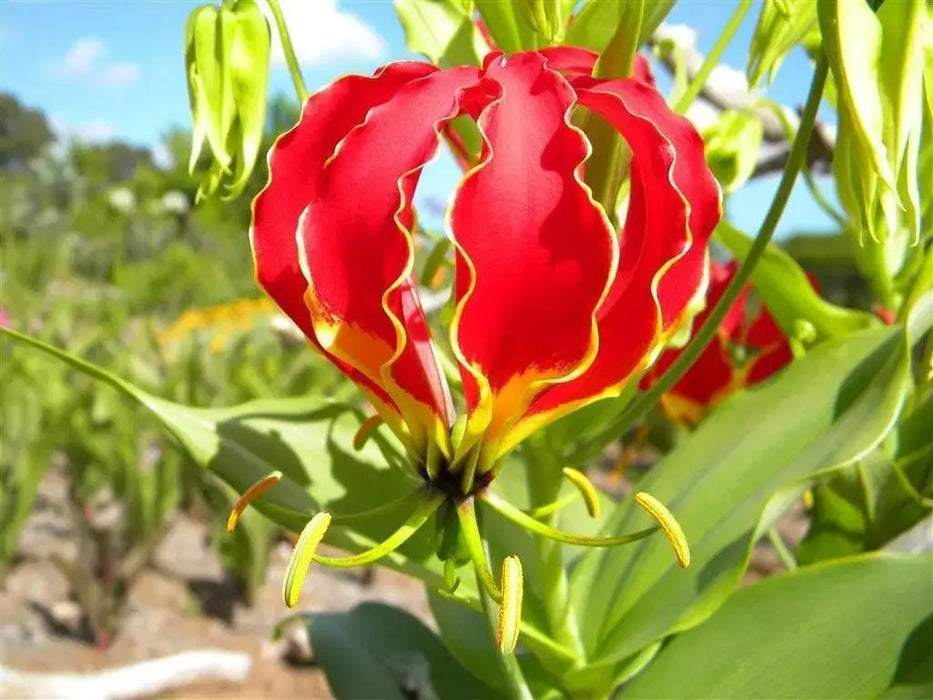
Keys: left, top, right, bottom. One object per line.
{"left": 824, "top": 0, "right": 929, "bottom": 304}
{"left": 747, "top": 0, "right": 817, "bottom": 88}
{"left": 702, "top": 110, "right": 764, "bottom": 194}
{"left": 183, "top": 0, "right": 271, "bottom": 200}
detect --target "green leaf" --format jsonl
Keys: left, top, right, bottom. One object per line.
{"left": 567, "top": 0, "right": 674, "bottom": 53}
{"left": 626, "top": 553, "right": 933, "bottom": 699}
{"left": 301, "top": 602, "right": 502, "bottom": 700}
{"left": 747, "top": 0, "right": 817, "bottom": 87}
{"left": 798, "top": 396, "right": 933, "bottom": 564}
{"left": 394, "top": 0, "right": 488, "bottom": 67}
{"left": 702, "top": 110, "right": 764, "bottom": 193}
{"left": 428, "top": 591, "right": 567, "bottom": 698}
{"left": 0, "top": 327, "right": 444, "bottom": 584}
{"left": 570, "top": 325, "right": 910, "bottom": 673}
{"left": 475, "top": 0, "right": 543, "bottom": 53}
{"left": 715, "top": 221, "right": 877, "bottom": 340}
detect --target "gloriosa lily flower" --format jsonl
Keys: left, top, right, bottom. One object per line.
{"left": 642, "top": 260, "right": 800, "bottom": 425}
{"left": 240, "top": 47, "right": 720, "bottom": 644}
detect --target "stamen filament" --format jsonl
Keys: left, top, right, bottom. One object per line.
{"left": 226, "top": 470, "right": 283, "bottom": 533}
{"left": 456, "top": 497, "right": 501, "bottom": 601}
{"left": 480, "top": 490, "right": 657, "bottom": 547}
{"left": 352, "top": 414, "right": 383, "bottom": 450}
{"left": 525, "top": 493, "right": 578, "bottom": 519}
{"left": 313, "top": 491, "right": 445, "bottom": 568}
{"left": 634, "top": 491, "right": 691, "bottom": 567}
{"left": 562, "top": 467, "right": 601, "bottom": 519}
{"left": 330, "top": 487, "right": 427, "bottom": 524}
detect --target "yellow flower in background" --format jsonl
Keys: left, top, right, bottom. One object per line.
{"left": 158, "top": 297, "right": 276, "bottom": 353}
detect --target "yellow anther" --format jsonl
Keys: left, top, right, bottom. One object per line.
{"left": 634, "top": 492, "right": 691, "bottom": 568}
{"left": 562, "top": 467, "right": 601, "bottom": 519}
{"left": 802, "top": 489, "right": 814, "bottom": 510}
{"left": 496, "top": 555, "right": 523, "bottom": 654}
{"left": 226, "top": 470, "right": 283, "bottom": 533}
{"left": 353, "top": 414, "right": 383, "bottom": 450}
{"left": 282, "top": 512, "right": 331, "bottom": 608}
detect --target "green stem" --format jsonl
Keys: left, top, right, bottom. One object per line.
{"left": 480, "top": 490, "right": 657, "bottom": 548}
{"left": 314, "top": 492, "right": 443, "bottom": 567}
{"left": 476, "top": 571, "right": 535, "bottom": 700}
{"left": 674, "top": 0, "right": 753, "bottom": 114}
{"left": 456, "top": 497, "right": 501, "bottom": 600}
{"left": 522, "top": 441, "right": 586, "bottom": 660}
{"left": 612, "top": 56, "right": 830, "bottom": 435}
{"left": 265, "top": 0, "right": 308, "bottom": 103}
{"left": 766, "top": 528, "right": 797, "bottom": 571}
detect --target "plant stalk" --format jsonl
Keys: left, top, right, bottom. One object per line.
{"left": 674, "top": 0, "right": 753, "bottom": 114}
{"left": 476, "top": 570, "right": 535, "bottom": 700}
{"left": 265, "top": 0, "right": 308, "bottom": 103}
{"left": 611, "top": 55, "right": 830, "bottom": 435}
{"left": 522, "top": 440, "right": 586, "bottom": 661}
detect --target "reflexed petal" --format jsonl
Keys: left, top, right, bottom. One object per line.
{"left": 537, "top": 47, "right": 656, "bottom": 85}
{"left": 298, "top": 67, "right": 487, "bottom": 455}
{"left": 251, "top": 62, "right": 435, "bottom": 423}
{"left": 508, "top": 76, "right": 720, "bottom": 451}
{"left": 450, "top": 52, "right": 617, "bottom": 465}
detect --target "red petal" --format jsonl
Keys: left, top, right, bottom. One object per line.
{"left": 252, "top": 62, "right": 435, "bottom": 418}
{"left": 513, "top": 76, "right": 721, "bottom": 444}
{"left": 298, "top": 67, "right": 487, "bottom": 454}
{"left": 537, "top": 47, "right": 655, "bottom": 85}
{"left": 450, "top": 52, "right": 617, "bottom": 463}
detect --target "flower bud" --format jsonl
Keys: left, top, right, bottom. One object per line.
{"left": 184, "top": 0, "right": 271, "bottom": 200}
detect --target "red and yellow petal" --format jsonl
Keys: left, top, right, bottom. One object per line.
{"left": 297, "top": 66, "right": 488, "bottom": 456}
{"left": 251, "top": 62, "right": 436, "bottom": 430}
{"left": 507, "top": 76, "right": 721, "bottom": 452}
{"left": 450, "top": 52, "right": 617, "bottom": 466}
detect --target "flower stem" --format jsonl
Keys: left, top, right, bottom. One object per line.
{"left": 612, "top": 56, "right": 830, "bottom": 435}
{"left": 476, "top": 570, "right": 535, "bottom": 700}
{"left": 265, "top": 0, "right": 308, "bottom": 103}
{"left": 522, "top": 440, "right": 586, "bottom": 661}
{"left": 456, "top": 497, "right": 501, "bottom": 600}
{"left": 674, "top": 0, "right": 753, "bottom": 114}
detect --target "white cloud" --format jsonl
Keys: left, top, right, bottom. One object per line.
{"left": 76, "top": 120, "right": 117, "bottom": 142}
{"left": 50, "top": 113, "right": 117, "bottom": 143}
{"left": 53, "top": 37, "right": 138, "bottom": 87}
{"left": 62, "top": 38, "right": 105, "bottom": 77}
{"left": 264, "top": 0, "right": 385, "bottom": 67}
{"left": 101, "top": 62, "right": 138, "bottom": 87}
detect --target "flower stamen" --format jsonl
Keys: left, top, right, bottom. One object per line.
{"left": 562, "top": 467, "right": 601, "bottom": 519}
{"left": 226, "top": 470, "right": 283, "bottom": 533}
{"left": 496, "top": 555, "right": 523, "bottom": 653}
{"left": 282, "top": 512, "right": 331, "bottom": 607}
{"left": 634, "top": 491, "right": 691, "bottom": 567}
{"left": 352, "top": 414, "right": 383, "bottom": 450}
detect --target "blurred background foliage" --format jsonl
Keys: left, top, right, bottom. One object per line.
{"left": 0, "top": 90, "right": 353, "bottom": 643}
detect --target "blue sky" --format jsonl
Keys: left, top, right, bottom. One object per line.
{"left": 0, "top": 0, "right": 838, "bottom": 236}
